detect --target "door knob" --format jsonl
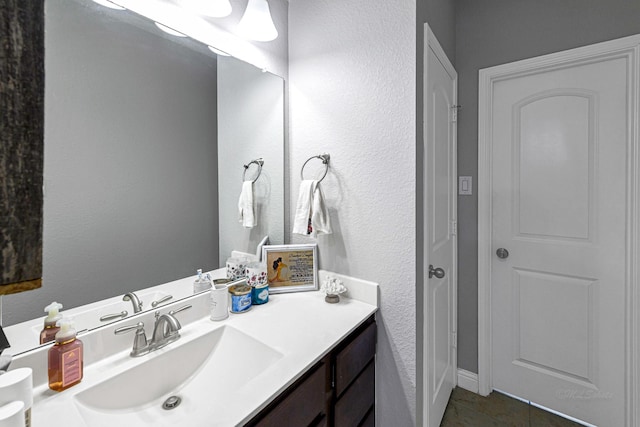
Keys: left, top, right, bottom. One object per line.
{"left": 496, "top": 248, "right": 509, "bottom": 259}
{"left": 428, "top": 265, "right": 445, "bottom": 279}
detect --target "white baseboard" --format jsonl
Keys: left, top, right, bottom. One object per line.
{"left": 457, "top": 369, "right": 479, "bottom": 393}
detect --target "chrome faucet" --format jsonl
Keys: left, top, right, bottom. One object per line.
{"left": 123, "top": 292, "right": 143, "bottom": 313}
{"left": 114, "top": 304, "right": 192, "bottom": 357}
{"left": 151, "top": 311, "right": 182, "bottom": 348}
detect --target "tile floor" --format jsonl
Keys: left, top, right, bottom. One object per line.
{"left": 441, "top": 387, "right": 583, "bottom": 427}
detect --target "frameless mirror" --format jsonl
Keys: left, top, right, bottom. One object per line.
{"left": 217, "top": 56, "right": 285, "bottom": 264}
{"left": 1, "top": 0, "right": 284, "bottom": 354}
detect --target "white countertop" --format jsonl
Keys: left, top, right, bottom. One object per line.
{"left": 16, "top": 271, "right": 378, "bottom": 426}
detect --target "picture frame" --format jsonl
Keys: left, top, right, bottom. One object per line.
{"left": 262, "top": 244, "right": 318, "bottom": 293}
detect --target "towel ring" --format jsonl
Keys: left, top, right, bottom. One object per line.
{"left": 243, "top": 158, "right": 264, "bottom": 183}
{"left": 300, "top": 153, "right": 330, "bottom": 183}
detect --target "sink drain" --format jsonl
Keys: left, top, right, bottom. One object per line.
{"left": 162, "top": 395, "right": 182, "bottom": 410}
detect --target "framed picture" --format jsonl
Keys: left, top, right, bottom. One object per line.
{"left": 262, "top": 244, "right": 318, "bottom": 293}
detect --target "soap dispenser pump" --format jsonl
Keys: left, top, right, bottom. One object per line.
{"left": 40, "top": 302, "right": 63, "bottom": 344}
{"left": 48, "top": 317, "right": 83, "bottom": 392}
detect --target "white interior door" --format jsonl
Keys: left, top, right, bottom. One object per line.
{"left": 489, "top": 46, "right": 629, "bottom": 426}
{"left": 423, "top": 25, "right": 457, "bottom": 427}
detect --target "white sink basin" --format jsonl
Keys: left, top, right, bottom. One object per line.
{"left": 73, "top": 325, "right": 282, "bottom": 424}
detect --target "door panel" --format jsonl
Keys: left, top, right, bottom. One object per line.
{"left": 423, "top": 29, "right": 457, "bottom": 427}
{"left": 432, "top": 271, "right": 451, "bottom": 393}
{"left": 432, "top": 86, "right": 451, "bottom": 249}
{"left": 516, "top": 92, "right": 594, "bottom": 240}
{"left": 513, "top": 268, "right": 595, "bottom": 382}
{"left": 491, "top": 54, "right": 627, "bottom": 426}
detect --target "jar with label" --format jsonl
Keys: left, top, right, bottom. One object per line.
{"left": 251, "top": 283, "right": 269, "bottom": 305}
{"left": 228, "top": 283, "right": 252, "bottom": 313}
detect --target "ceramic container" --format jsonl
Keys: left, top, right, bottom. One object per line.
{"left": 226, "top": 257, "right": 248, "bottom": 280}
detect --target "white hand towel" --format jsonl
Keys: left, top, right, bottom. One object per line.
{"left": 311, "top": 182, "right": 332, "bottom": 236}
{"left": 293, "top": 180, "right": 316, "bottom": 235}
{"left": 238, "top": 181, "right": 256, "bottom": 228}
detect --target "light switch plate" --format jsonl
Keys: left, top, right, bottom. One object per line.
{"left": 459, "top": 176, "right": 472, "bottom": 195}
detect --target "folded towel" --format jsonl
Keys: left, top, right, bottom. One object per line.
{"left": 293, "top": 180, "right": 315, "bottom": 235}
{"left": 238, "top": 181, "right": 256, "bottom": 228}
{"left": 311, "top": 182, "right": 332, "bottom": 236}
{"left": 293, "top": 180, "right": 332, "bottom": 237}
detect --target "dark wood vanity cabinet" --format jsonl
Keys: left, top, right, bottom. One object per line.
{"left": 247, "top": 316, "right": 376, "bottom": 427}
{"left": 333, "top": 319, "right": 376, "bottom": 427}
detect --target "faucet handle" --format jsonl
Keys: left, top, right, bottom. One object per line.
{"left": 151, "top": 295, "right": 173, "bottom": 308}
{"left": 166, "top": 305, "right": 192, "bottom": 333}
{"left": 114, "top": 322, "right": 149, "bottom": 357}
{"left": 100, "top": 310, "right": 128, "bottom": 322}
{"left": 169, "top": 304, "right": 192, "bottom": 316}
{"left": 114, "top": 321, "right": 145, "bottom": 335}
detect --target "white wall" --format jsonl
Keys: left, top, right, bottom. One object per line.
{"left": 289, "top": 0, "right": 417, "bottom": 423}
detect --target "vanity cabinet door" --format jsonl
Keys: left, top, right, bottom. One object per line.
{"left": 332, "top": 317, "right": 376, "bottom": 427}
{"left": 248, "top": 356, "right": 330, "bottom": 427}
{"left": 334, "top": 360, "right": 375, "bottom": 427}
{"left": 334, "top": 321, "right": 376, "bottom": 397}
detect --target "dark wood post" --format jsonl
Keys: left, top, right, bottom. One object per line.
{"left": 0, "top": 0, "right": 45, "bottom": 294}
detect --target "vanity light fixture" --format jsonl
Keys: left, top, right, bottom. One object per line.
{"left": 208, "top": 46, "right": 230, "bottom": 56}
{"left": 181, "top": 0, "right": 232, "bottom": 18}
{"left": 154, "top": 22, "right": 188, "bottom": 37}
{"left": 237, "top": 0, "right": 278, "bottom": 42}
{"left": 92, "top": 0, "right": 126, "bottom": 10}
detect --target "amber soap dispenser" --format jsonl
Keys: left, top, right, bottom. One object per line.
{"left": 48, "top": 317, "right": 83, "bottom": 391}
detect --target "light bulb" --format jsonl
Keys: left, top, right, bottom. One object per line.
{"left": 237, "top": 0, "right": 278, "bottom": 42}
{"left": 181, "top": 0, "right": 232, "bottom": 18}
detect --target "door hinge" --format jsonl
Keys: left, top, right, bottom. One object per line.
{"left": 450, "top": 220, "right": 457, "bottom": 236}
{"left": 452, "top": 332, "right": 457, "bottom": 349}
{"left": 451, "top": 105, "right": 461, "bottom": 123}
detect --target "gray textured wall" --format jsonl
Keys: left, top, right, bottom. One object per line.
{"left": 455, "top": 0, "right": 640, "bottom": 373}
{"left": 289, "top": 0, "right": 417, "bottom": 423}
{"left": 3, "top": 0, "right": 219, "bottom": 325}
{"left": 420, "top": 0, "right": 456, "bottom": 64}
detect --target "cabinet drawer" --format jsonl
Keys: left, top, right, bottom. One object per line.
{"left": 250, "top": 360, "right": 328, "bottom": 427}
{"left": 334, "top": 360, "right": 375, "bottom": 427}
{"left": 335, "top": 321, "right": 376, "bottom": 397}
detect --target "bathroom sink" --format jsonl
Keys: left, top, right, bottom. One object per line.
{"left": 74, "top": 325, "right": 282, "bottom": 417}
